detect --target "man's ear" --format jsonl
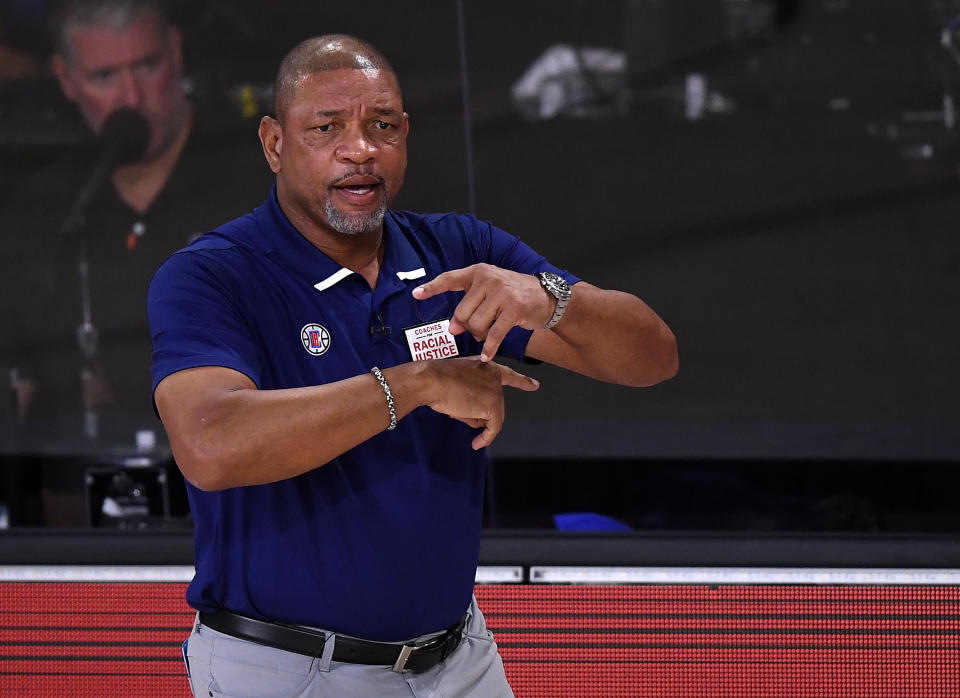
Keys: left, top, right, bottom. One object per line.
{"left": 258, "top": 116, "right": 282, "bottom": 174}
{"left": 50, "top": 53, "right": 76, "bottom": 101}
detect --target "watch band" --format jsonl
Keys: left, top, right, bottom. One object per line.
{"left": 535, "top": 272, "right": 571, "bottom": 329}
{"left": 544, "top": 292, "right": 569, "bottom": 329}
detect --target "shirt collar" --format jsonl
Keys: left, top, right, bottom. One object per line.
{"left": 256, "top": 185, "right": 426, "bottom": 293}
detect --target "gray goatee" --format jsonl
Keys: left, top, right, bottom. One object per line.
{"left": 325, "top": 196, "right": 386, "bottom": 236}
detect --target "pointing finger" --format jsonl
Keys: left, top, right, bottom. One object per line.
{"left": 497, "top": 364, "right": 540, "bottom": 392}
{"left": 412, "top": 268, "right": 472, "bottom": 300}
{"left": 449, "top": 287, "right": 487, "bottom": 336}
{"left": 480, "top": 315, "right": 513, "bottom": 363}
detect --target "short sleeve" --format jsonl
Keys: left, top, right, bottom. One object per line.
{"left": 147, "top": 249, "right": 262, "bottom": 399}
{"left": 463, "top": 215, "right": 580, "bottom": 363}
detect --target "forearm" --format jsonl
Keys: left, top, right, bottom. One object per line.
{"left": 414, "top": 265, "right": 676, "bottom": 387}
{"left": 531, "top": 282, "right": 678, "bottom": 387}
{"left": 160, "top": 363, "right": 430, "bottom": 491}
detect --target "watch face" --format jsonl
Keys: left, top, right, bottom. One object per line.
{"left": 539, "top": 272, "right": 569, "bottom": 296}
{"left": 537, "top": 272, "right": 571, "bottom": 329}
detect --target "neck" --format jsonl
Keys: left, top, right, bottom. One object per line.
{"left": 112, "top": 105, "right": 193, "bottom": 214}
{"left": 316, "top": 228, "right": 385, "bottom": 290}
{"left": 278, "top": 186, "right": 386, "bottom": 289}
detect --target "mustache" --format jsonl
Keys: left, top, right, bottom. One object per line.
{"left": 330, "top": 170, "right": 385, "bottom": 187}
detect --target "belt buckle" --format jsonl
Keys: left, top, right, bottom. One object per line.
{"left": 391, "top": 634, "right": 444, "bottom": 673}
{"left": 391, "top": 644, "right": 416, "bottom": 673}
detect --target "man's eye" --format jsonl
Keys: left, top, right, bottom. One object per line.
{"left": 376, "top": 121, "right": 391, "bottom": 130}
{"left": 316, "top": 124, "right": 332, "bottom": 132}
{"left": 136, "top": 56, "right": 162, "bottom": 72}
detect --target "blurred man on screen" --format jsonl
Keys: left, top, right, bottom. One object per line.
{"left": 2, "top": 0, "right": 270, "bottom": 446}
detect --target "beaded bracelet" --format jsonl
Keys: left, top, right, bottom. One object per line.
{"left": 370, "top": 366, "right": 397, "bottom": 431}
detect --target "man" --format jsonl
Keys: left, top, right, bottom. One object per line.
{"left": 150, "top": 35, "right": 677, "bottom": 696}
{"left": 3, "top": 0, "right": 270, "bottom": 442}
{"left": 50, "top": 0, "right": 192, "bottom": 215}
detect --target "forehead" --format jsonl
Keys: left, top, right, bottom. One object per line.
{"left": 65, "top": 15, "right": 168, "bottom": 70}
{"left": 289, "top": 68, "right": 403, "bottom": 115}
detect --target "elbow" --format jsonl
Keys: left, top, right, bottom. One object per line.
{"left": 632, "top": 326, "right": 678, "bottom": 388}
{"left": 155, "top": 375, "right": 254, "bottom": 491}
{"left": 660, "top": 328, "right": 679, "bottom": 382}
{"left": 184, "top": 468, "right": 225, "bottom": 493}
{"left": 171, "top": 435, "right": 233, "bottom": 492}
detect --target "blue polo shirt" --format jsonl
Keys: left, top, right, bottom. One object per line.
{"left": 147, "top": 188, "right": 578, "bottom": 641}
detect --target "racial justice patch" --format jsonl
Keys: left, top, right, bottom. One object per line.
{"left": 404, "top": 319, "right": 460, "bottom": 361}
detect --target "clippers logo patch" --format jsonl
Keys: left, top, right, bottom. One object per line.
{"left": 404, "top": 319, "right": 460, "bottom": 361}
{"left": 301, "top": 324, "right": 331, "bottom": 356}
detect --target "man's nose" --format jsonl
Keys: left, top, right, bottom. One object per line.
{"left": 114, "top": 69, "right": 143, "bottom": 109}
{"left": 336, "top": 126, "right": 376, "bottom": 163}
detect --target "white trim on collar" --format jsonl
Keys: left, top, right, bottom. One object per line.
{"left": 313, "top": 268, "right": 353, "bottom": 292}
{"left": 396, "top": 268, "right": 426, "bottom": 281}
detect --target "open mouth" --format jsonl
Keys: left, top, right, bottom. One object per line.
{"left": 338, "top": 184, "right": 378, "bottom": 195}
{"left": 332, "top": 173, "right": 384, "bottom": 200}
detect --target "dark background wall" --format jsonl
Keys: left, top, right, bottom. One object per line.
{"left": 2, "top": 0, "right": 959, "bottom": 528}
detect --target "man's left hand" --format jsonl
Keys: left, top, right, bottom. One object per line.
{"left": 412, "top": 264, "right": 555, "bottom": 362}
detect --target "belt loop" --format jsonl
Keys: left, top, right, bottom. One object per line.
{"left": 316, "top": 630, "right": 335, "bottom": 672}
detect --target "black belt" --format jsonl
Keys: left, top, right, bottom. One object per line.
{"left": 198, "top": 609, "right": 466, "bottom": 673}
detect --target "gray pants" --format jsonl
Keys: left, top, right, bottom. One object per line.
{"left": 182, "top": 597, "right": 514, "bottom": 697}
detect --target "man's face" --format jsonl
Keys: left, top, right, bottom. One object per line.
{"left": 269, "top": 68, "right": 409, "bottom": 238}
{"left": 52, "top": 14, "right": 187, "bottom": 160}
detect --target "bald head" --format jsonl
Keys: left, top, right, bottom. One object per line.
{"left": 273, "top": 34, "right": 400, "bottom": 124}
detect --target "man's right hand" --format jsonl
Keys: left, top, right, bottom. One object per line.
{"left": 157, "top": 357, "right": 540, "bottom": 491}
{"left": 412, "top": 357, "right": 539, "bottom": 450}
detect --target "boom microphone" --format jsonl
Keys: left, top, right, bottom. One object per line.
{"left": 98, "top": 107, "right": 151, "bottom": 165}
{"left": 59, "top": 107, "right": 151, "bottom": 238}
{"left": 59, "top": 108, "right": 151, "bottom": 440}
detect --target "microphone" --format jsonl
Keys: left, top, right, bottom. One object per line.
{"left": 369, "top": 312, "right": 392, "bottom": 336}
{"left": 98, "top": 107, "right": 151, "bottom": 165}
{"left": 56, "top": 108, "right": 150, "bottom": 441}
{"left": 59, "top": 107, "right": 151, "bottom": 238}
